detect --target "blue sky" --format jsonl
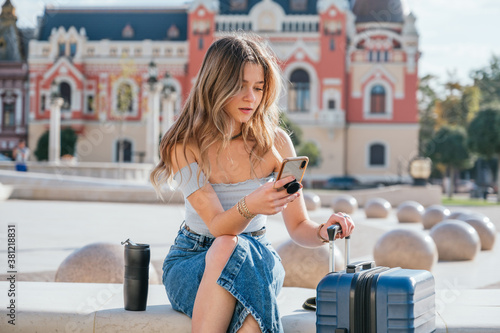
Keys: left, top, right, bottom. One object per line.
{"left": 13, "top": 0, "right": 500, "bottom": 86}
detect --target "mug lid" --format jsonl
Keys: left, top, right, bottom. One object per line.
{"left": 126, "top": 243, "right": 149, "bottom": 249}
{"left": 121, "top": 239, "right": 149, "bottom": 249}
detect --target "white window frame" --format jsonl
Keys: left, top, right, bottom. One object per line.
{"left": 363, "top": 80, "right": 393, "bottom": 120}
{"left": 113, "top": 137, "right": 135, "bottom": 163}
{"left": 112, "top": 77, "right": 139, "bottom": 117}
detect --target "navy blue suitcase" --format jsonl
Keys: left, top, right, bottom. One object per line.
{"left": 316, "top": 225, "right": 436, "bottom": 332}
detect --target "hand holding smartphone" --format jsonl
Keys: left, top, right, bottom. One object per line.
{"left": 275, "top": 156, "right": 309, "bottom": 194}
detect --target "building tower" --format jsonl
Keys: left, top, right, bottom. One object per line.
{"left": 345, "top": 0, "right": 419, "bottom": 184}
{"left": 0, "top": 0, "right": 29, "bottom": 156}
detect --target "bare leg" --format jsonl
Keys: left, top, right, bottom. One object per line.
{"left": 192, "top": 235, "right": 238, "bottom": 333}
{"left": 237, "top": 314, "right": 261, "bottom": 333}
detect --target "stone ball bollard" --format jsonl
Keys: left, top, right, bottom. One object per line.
{"left": 331, "top": 195, "right": 358, "bottom": 214}
{"left": 303, "top": 192, "right": 321, "bottom": 211}
{"left": 422, "top": 205, "right": 451, "bottom": 230}
{"left": 276, "top": 239, "right": 344, "bottom": 289}
{"left": 452, "top": 211, "right": 489, "bottom": 223}
{"left": 55, "top": 242, "right": 159, "bottom": 284}
{"left": 365, "top": 198, "right": 391, "bottom": 218}
{"left": 464, "top": 216, "right": 496, "bottom": 251}
{"left": 396, "top": 201, "right": 425, "bottom": 223}
{"left": 373, "top": 229, "right": 438, "bottom": 271}
{"left": 429, "top": 220, "right": 481, "bottom": 261}
{"left": 448, "top": 210, "right": 474, "bottom": 221}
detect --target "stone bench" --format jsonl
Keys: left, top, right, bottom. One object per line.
{"left": 0, "top": 282, "right": 315, "bottom": 332}
{"left": 1, "top": 282, "right": 500, "bottom": 332}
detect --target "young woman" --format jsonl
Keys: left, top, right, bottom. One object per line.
{"left": 150, "top": 34, "right": 355, "bottom": 333}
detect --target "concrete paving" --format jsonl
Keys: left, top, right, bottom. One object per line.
{"left": 0, "top": 200, "right": 500, "bottom": 289}
{"left": 0, "top": 198, "right": 500, "bottom": 331}
{"left": 0, "top": 199, "right": 499, "bottom": 289}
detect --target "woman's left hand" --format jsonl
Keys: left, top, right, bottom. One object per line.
{"left": 319, "top": 212, "right": 355, "bottom": 241}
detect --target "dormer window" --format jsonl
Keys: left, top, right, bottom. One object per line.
{"left": 290, "top": 0, "right": 308, "bottom": 11}
{"left": 230, "top": 0, "right": 247, "bottom": 11}
{"left": 122, "top": 24, "right": 134, "bottom": 38}
{"left": 58, "top": 42, "right": 65, "bottom": 57}
{"left": 167, "top": 25, "right": 179, "bottom": 39}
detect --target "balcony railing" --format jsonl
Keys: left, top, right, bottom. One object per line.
{"left": 0, "top": 161, "right": 153, "bottom": 182}
{"left": 287, "top": 110, "right": 345, "bottom": 128}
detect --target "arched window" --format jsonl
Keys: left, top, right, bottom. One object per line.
{"left": 369, "top": 143, "right": 385, "bottom": 166}
{"left": 288, "top": 69, "right": 310, "bottom": 112}
{"left": 69, "top": 42, "right": 77, "bottom": 57}
{"left": 59, "top": 82, "right": 71, "bottom": 111}
{"left": 58, "top": 42, "right": 66, "bottom": 57}
{"left": 117, "top": 82, "right": 133, "bottom": 113}
{"left": 370, "top": 85, "right": 385, "bottom": 114}
{"left": 115, "top": 139, "right": 132, "bottom": 162}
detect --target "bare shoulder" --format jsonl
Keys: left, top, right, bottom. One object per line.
{"left": 274, "top": 127, "right": 297, "bottom": 159}
{"left": 170, "top": 140, "right": 200, "bottom": 173}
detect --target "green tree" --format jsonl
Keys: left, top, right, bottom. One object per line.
{"left": 297, "top": 141, "right": 321, "bottom": 167}
{"left": 471, "top": 54, "right": 500, "bottom": 105}
{"left": 425, "top": 125, "right": 472, "bottom": 198}
{"left": 279, "top": 112, "right": 302, "bottom": 147}
{"left": 438, "top": 82, "right": 480, "bottom": 128}
{"left": 467, "top": 107, "right": 500, "bottom": 202}
{"left": 418, "top": 74, "right": 439, "bottom": 155}
{"left": 34, "top": 128, "right": 78, "bottom": 161}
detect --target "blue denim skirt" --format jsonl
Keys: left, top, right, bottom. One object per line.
{"left": 162, "top": 223, "right": 285, "bottom": 333}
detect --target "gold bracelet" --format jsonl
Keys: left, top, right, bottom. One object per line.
{"left": 317, "top": 223, "right": 329, "bottom": 243}
{"left": 236, "top": 196, "right": 256, "bottom": 219}
{"left": 236, "top": 199, "right": 248, "bottom": 219}
{"left": 241, "top": 196, "right": 256, "bottom": 219}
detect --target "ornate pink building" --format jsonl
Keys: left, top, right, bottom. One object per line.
{"left": 27, "top": 0, "right": 419, "bottom": 183}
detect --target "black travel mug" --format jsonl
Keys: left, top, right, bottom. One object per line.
{"left": 122, "top": 239, "right": 150, "bottom": 311}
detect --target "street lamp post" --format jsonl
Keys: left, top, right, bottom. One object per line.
{"left": 409, "top": 157, "right": 432, "bottom": 186}
{"left": 145, "top": 61, "right": 162, "bottom": 165}
{"left": 161, "top": 72, "right": 177, "bottom": 137}
{"left": 49, "top": 81, "right": 64, "bottom": 163}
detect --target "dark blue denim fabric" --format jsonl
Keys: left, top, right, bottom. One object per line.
{"left": 162, "top": 224, "right": 285, "bottom": 333}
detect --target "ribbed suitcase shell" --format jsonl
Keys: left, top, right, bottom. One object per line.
{"left": 317, "top": 266, "right": 435, "bottom": 332}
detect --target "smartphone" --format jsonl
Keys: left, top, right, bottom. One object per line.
{"left": 275, "top": 156, "right": 309, "bottom": 194}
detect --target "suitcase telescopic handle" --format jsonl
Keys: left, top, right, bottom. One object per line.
{"left": 327, "top": 224, "right": 351, "bottom": 273}
{"left": 346, "top": 261, "right": 375, "bottom": 273}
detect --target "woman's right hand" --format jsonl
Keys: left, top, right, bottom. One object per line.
{"left": 245, "top": 176, "right": 301, "bottom": 216}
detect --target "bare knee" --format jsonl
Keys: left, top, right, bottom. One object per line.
{"left": 206, "top": 235, "right": 238, "bottom": 271}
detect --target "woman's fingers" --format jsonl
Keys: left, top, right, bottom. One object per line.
{"left": 326, "top": 212, "right": 355, "bottom": 238}
{"left": 273, "top": 176, "right": 296, "bottom": 190}
{"left": 248, "top": 178, "right": 302, "bottom": 215}
{"left": 273, "top": 192, "right": 300, "bottom": 213}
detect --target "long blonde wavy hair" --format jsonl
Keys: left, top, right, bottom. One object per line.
{"left": 150, "top": 33, "right": 284, "bottom": 198}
